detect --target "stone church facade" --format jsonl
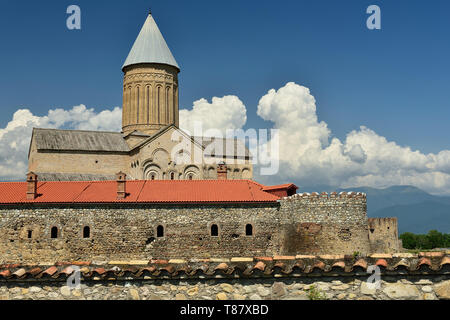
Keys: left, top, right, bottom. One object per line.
{"left": 28, "top": 12, "right": 253, "bottom": 182}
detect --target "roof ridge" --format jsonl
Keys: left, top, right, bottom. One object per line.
{"left": 33, "top": 127, "right": 123, "bottom": 135}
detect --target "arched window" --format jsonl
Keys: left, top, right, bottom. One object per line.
{"left": 83, "top": 226, "right": 90, "bottom": 239}
{"left": 157, "top": 225, "right": 164, "bottom": 238}
{"left": 170, "top": 172, "right": 175, "bottom": 180}
{"left": 211, "top": 224, "right": 219, "bottom": 237}
{"left": 188, "top": 174, "right": 193, "bottom": 180}
{"left": 51, "top": 226, "right": 58, "bottom": 239}
{"left": 246, "top": 224, "right": 253, "bottom": 236}
{"left": 151, "top": 174, "right": 155, "bottom": 180}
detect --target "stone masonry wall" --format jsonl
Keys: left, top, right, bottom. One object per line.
{"left": 0, "top": 276, "right": 448, "bottom": 300}
{"left": 368, "top": 218, "right": 400, "bottom": 253}
{"left": 279, "top": 192, "right": 371, "bottom": 255}
{"left": 0, "top": 192, "right": 387, "bottom": 264}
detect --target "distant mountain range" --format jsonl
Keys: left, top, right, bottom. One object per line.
{"left": 299, "top": 185, "right": 450, "bottom": 234}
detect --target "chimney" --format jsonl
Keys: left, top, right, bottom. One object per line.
{"left": 26, "top": 172, "right": 38, "bottom": 200}
{"left": 217, "top": 162, "right": 228, "bottom": 180}
{"left": 116, "top": 172, "right": 127, "bottom": 199}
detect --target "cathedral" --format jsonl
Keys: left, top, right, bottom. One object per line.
{"left": 28, "top": 12, "right": 253, "bottom": 181}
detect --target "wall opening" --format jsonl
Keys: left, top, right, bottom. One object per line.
{"left": 83, "top": 226, "right": 90, "bottom": 239}
{"left": 170, "top": 172, "right": 175, "bottom": 180}
{"left": 211, "top": 224, "right": 219, "bottom": 237}
{"left": 246, "top": 224, "right": 253, "bottom": 236}
{"left": 157, "top": 225, "right": 164, "bottom": 238}
{"left": 51, "top": 227, "right": 58, "bottom": 239}
{"left": 27, "top": 230, "right": 32, "bottom": 239}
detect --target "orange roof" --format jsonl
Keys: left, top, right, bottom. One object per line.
{"left": 0, "top": 180, "right": 285, "bottom": 205}
{"left": 262, "top": 183, "right": 298, "bottom": 191}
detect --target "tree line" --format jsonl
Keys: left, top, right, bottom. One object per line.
{"left": 400, "top": 230, "right": 450, "bottom": 250}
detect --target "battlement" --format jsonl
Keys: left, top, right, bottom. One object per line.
{"left": 281, "top": 191, "right": 367, "bottom": 201}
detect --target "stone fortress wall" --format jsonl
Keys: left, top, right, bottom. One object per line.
{"left": 0, "top": 191, "right": 399, "bottom": 264}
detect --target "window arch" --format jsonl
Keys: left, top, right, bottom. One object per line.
{"left": 83, "top": 226, "right": 90, "bottom": 239}
{"left": 157, "top": 225, "right": 164, "bottom": 238}
{"left": 51, "top": 226, "right": 58, "bottom": 239}
{"left": 211, "top": 224, "right": 219, "bottom": 237}
{"left": 245, "top": 224, "right": 253, "bottom": 236}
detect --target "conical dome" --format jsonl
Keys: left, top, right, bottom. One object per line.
{"left": 122, "top": 13, "right": 179, "bottom": 70}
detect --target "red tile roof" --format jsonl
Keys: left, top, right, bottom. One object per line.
{"left": 0, "top": 179, "right": 283, "bottom": 205}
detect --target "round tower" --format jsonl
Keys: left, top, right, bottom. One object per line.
{"left": 122, "top": 12, "right": 180, "bottom": 136}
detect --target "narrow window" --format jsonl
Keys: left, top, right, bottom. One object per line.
{"left": 51, "top": 226, "right": 58, "bottom": 239}
{"left": 157, "top": 225, "right": 164, "bottom": 238}
{"left": 147, "top": 86, "right": 150, "bottom": 123}
{"left": 83, "top": 226, "right": 90, "bottom": 239}
{"left": 136, "top": 86, "right": 140, "bottom": 122}
{"left": 27, "top": 230, "right": 32, "bottom": 239}
{"left": 151, "top": 174, "right": 155, "bottom": 180}
{"left": 211, "top": 224, "right": 219, "bottom": 237}
{"left": 246, "top": 224, "right": 253, "bottom": 236}
{"left": 188, "top": 174, "right": 193, "bottom": 180}
{"left": 157, "top": 86, "right": 161, "bottom": 122}
{"left": 171, "top": 172, "right": 175, "bottom": 180}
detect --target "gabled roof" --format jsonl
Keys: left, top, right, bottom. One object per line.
{"left": 0, "top": 180, "right": 282, "bottom": 205}
{"left": 31, "top": 128, "right": 130, "bottom": 153}
{"left": 122, "top": 13, "right": 179, "bottom": 71}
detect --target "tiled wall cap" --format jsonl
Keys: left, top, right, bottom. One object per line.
{"left": 127, "top": 260, "right": 150, "bottom": 265}
{"left": 375, "top": 259, "right": 388, "bottom": 268}
{"left": 273, "top": 256, "right": 296, "bottom": 261}
{"left": 230, "top": 257, "right": 254, "bottom": 262}
{"left": 253, "top": 261, "right": 266, "bottom": 271}
{"left": 13, "top": 268, "right": 26, "bottom": 277}
{"left": 214, "top": 263, "right": 229, "bottom": 271}
{"left": 370, "top": 253, "right": 393, "bottom": 259}
{"left": 319, "top": 255, "right": 345, "bottom": 260}
{"left": 108, "top": 261, "right": 133, "bottom": 265}
{"left": 168, "top": 259, "right": 187, "bottom": 264}
{"left": 393, "top": 253, "right": 415, "bottom": 258}
{"left": 439, "top": 256, "right": 450, "bottom": 266}
{"left": 210, "top": 258, "right": 230, "bottom": 263}
{"left": 295, "top": 255, "right": 317, "bottom": 259}
{"left": 419, "top": 252, "right": 445, "bottom": 258}
{"left": 255, "top": 257, "right": 273, "bottom": 261}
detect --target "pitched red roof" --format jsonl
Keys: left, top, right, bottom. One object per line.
{"left": 0, "top": 180, "right": 284, "bottom": 205}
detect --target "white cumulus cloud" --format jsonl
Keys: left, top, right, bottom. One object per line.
{"left": 179, "top": 96, "right": 247, "bottom": 135}
{"left": 0, "top": 105, "right": 121, "bottom": 180}
{"left": 255, "top": 82, "right": 450, "bottom": 195}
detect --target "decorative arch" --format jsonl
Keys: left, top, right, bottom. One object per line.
{"left": 242, "top": 168, "right": 251, "bottom": 179}
{"left": 144, "top": 164, "right": 162, "bottom": 180}
{"left": 184, "top": 165, "right": 200, "bottom": 180}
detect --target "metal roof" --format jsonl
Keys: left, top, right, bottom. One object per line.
{"left": 32, "top": 128, "right": 130, "bottom": 153}
{"left": 122, "top": 13, "right": 179, "bottom": 70}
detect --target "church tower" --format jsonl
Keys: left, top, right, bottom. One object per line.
{"left": 122, "top": 11, "right": 180, "bottom": 136}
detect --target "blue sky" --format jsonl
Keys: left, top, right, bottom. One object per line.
{"left": 0, "top": 0, "right": 449, "bottom": 153}
{"left": 1, "top": 1, "right": 450, "bottom": 194}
